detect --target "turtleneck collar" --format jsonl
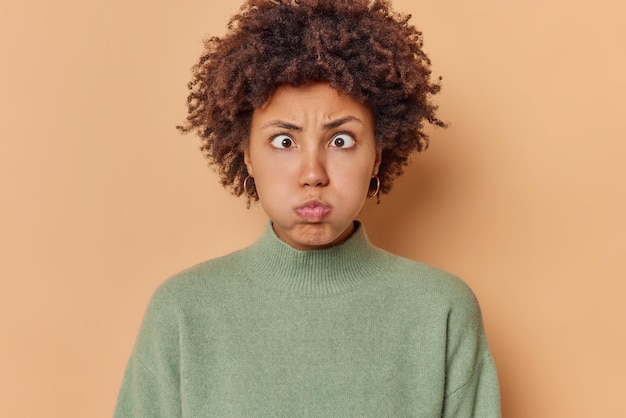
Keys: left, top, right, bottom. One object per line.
{"left": 240, "top": 221, "right": 389, "bottom": 296}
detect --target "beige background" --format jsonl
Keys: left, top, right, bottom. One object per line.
{"left": 1, "top": 0, "right": 624, "bottom": 416}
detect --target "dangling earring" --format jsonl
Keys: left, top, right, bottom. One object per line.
{"left": 367, "top": 175, "right": 380, "bottom": 198}
{"left": 243, "top": 175, "right": 257, "bottom": 199}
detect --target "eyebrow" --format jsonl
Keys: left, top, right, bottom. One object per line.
{"left": 261, "top": 116, "right": 363, "bottom": 131}
{"left": 323, "top": 116, "right": 362, "bottom": 130}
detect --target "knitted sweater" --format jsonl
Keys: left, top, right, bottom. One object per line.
{"left": 114, "top": 223, "right": 500, "bottom": 417}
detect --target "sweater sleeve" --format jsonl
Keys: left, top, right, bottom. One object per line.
{"left": 114, "top": 286, "right": 182, "bottom": 418}
{"left": 441, "top": 284, "right": 501, "bottom": 418}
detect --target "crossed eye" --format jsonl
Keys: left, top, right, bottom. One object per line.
{"left": 270, "top": 135, "right": 294, "bottom": 149}
{"left": 270, "top": 133, "right": 355, "bottom": 149}
{"left": 329, "top": 133, "right": 355, "bottom": 148}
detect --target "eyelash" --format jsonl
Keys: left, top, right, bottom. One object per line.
{"left": 268, "top": 132, "right": 356, "bottom": 149}
{"left": 269, "top": 134, "right": 294, "bottom": 149}
{"left": 329, "top": 132, "right": 356, "bottom": 149}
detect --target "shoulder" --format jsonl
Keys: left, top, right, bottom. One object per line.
{"left": 377, "top": 251, "right": 489, "bottom": 348}
{"left": 373, "top": 250, "right": 482, "bottom": 319}
{"left": 383, "top": 251, "right": 477, "bottom": 299}
{"left": 146, "top": 248, "right": 250, "bottom": 315}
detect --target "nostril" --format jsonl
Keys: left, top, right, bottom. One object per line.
{"left": 299, "top": 157, "right": 329, "bottom": 187}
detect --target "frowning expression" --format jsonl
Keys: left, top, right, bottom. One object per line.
{"left": 244, "top": 83, "right": 381, "bottom": 251}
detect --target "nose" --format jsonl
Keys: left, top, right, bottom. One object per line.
{"left": 298, "top": 147, "right": 329, "bottom": 188}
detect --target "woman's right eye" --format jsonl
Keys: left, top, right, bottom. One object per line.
{"left": 270, "top": 134, "right": 294, "bottom": 149}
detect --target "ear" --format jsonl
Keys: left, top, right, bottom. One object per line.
{"left": 372, "top": 148, "right": 382, "bottom": 176}
{"left": 243, "top": 147, "right": 253, "bottom": 176}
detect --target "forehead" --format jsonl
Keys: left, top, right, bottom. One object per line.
{"left": 254, "top": 83, "right": 372, "bottom": 122}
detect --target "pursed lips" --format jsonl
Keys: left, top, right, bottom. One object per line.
{"left": 294, "top": 200, "right": 331, "bottom": 222}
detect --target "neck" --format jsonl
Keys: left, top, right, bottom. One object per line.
{"left": 240, "top": 221, "right": 388, "bottom": 296}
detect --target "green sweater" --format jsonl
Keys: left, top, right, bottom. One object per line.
{"left": 114, "top": 223, "right": 500, "bottom": 417}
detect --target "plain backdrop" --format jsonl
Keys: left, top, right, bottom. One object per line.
{"left": 1, "top": 0, "right": 624, "bottom": 417}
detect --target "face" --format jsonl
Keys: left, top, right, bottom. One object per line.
{"left": 244, "top": 83, "right": 381, "bottom": 251}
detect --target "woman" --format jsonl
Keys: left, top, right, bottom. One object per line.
{"left": 114, "top": 0, "right": 501, "bottom": 416}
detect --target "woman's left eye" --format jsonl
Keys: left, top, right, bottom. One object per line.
{"left": 329, "top": 133, "right": 355, "bottom": 149}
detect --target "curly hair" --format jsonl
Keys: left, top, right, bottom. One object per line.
{"left": 177, "top": 0, "right": 446, "bottom": 200}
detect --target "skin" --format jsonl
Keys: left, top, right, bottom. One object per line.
{"left": 244, "top": 82, "right": 382, "bottom": 251}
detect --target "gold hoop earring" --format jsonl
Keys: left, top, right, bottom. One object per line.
{"left": 367, "top": 175, "right": 380, "bottom": 198}
{"left": 243, "top": 175, "right": 257, "bottom": 199}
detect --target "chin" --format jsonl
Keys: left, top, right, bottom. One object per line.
{"left": 293, "top": 223, "right": 352, "bottom": 250}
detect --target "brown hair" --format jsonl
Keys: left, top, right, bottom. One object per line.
{"left": 177, "top": 0, "right": 446, "bottom": 200}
